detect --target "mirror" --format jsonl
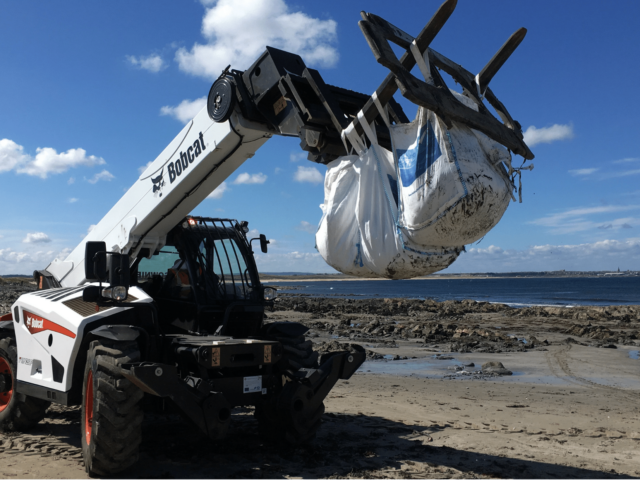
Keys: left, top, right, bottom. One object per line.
{"left": 85, "top": 242, "right": 107, "bottom": 281}
{"left": 109, "top": 254, "right": 131, "bottom": 288}
{"left": 259, "top": 234, "right": 269, "bottom": 254}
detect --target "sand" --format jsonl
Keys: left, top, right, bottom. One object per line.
{"left": 1, "top": 293, "right": 639, "bottom": 478}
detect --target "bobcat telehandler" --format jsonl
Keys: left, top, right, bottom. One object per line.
{"left": 0, "top": 1, "right": 533, "bottom": 475}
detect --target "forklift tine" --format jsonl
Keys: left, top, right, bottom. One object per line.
{"left": 413, "top": 0, "right": 458, "bottom": 52}
{"left": 476, "top": 27, "right": 527, "bottom": 95}
{"left": 362, "top": 0, "right": 457, "bottom": 52}
{"left": 352, "top": 0, "right": 457, "bottom": 136}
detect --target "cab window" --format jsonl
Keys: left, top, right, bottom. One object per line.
{"left": 138, "top": 246, "right": 180, "bottom": 279}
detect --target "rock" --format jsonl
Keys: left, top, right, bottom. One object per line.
{"left": 481, "top": 361, "right": 512, "bottom": 376}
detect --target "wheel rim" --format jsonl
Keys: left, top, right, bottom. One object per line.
{"left": 0, "top": 356, "right": 12, "bottom": 413}
{"left": 84, "top": 370, "right": 94, "bottom": 445}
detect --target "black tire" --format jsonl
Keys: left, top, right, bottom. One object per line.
{"left": 0, "top": 337, "right": 50, "bottom": 431}
{"left": 81, "top": 339, "right": 144, "bottom": 477}
{"left": 255, "top": 393, "right": 324, "bottom": 445}
{"left": 276, "top": 335, "right": 319, "bottom": 370}
{"left": 255, "top": 334, "right": 323, "bottom": 444}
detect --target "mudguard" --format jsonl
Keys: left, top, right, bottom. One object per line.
{"left": 89, "top": 325, "right": 140, "bottom": 342}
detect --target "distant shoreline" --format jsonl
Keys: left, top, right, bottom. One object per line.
{"left": 260, "top": 272, "right": 640, "bottom": 282}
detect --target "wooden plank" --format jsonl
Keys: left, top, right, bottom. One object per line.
{"left": 476, "top": 28, "right": 527, "bottom": 94}
{"left": 362, "top": 12, "right": 414, "bottom": 49}
{"left": 359, "top": 21, "right": 405, "bottom": 76}
{"left": 350, "top": 0, "right": 458, "bottom": 132}
{"left": 394, "top": 69, "right": 533, "bottom": 159}
{"left": 429, "top": 49, "right": 517, "bottom": 131}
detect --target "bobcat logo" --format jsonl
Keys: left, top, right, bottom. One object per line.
{"left": 151, "top": 168, "right": 165, "bottom": 197}
{"left": 26, "top": 316, "right": 43, "bottom": 329}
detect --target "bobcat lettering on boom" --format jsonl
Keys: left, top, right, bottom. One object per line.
{"left": 167, "top": 132, "right": 206, "bottom": 183}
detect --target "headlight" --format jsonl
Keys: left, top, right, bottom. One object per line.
{"left": 102, "top": 286, "right": 128, "bottom": 301}
{"left": 263, "top": 287, "right": 277, "bottom": 301}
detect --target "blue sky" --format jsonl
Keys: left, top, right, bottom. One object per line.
{"left": 1, "top": 0, "right": 640, "bottom": 275}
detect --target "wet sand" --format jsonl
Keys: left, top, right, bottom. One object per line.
{"left": 1, "top": 291, "right": 639, "bottom": 478}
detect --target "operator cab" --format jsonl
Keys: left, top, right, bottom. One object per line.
{"left": 134, "top": 217, "right": 273, "bottom": 337}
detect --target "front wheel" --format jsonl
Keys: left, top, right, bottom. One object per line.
{"left": 81, "top": 339, "right": 144, "bottom": 477}
{"left": 0, "top": 337, "right": 50, "bottom": 431}
{"left": 255, "top": 332, "right": 322, "bottom": 444}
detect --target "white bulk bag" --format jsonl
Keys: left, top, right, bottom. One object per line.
{"left": 316, "top": 90, "right": 516, "bottom": 280}
{"left": 316, "top": 125, "right": 461, "bottom": 280}
{"left": 391, "top": 100, "right": 514, "bottom": 247}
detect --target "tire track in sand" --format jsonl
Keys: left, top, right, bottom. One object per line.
{"left": 545, "top": 344, "right": 640, "bottom": 400}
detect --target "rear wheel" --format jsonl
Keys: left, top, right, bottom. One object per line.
{"left": 81, "top": 339, "right": 144, "bottom": 477}
{"left": 0, "top": 337, "right": 50, "bottom": 431}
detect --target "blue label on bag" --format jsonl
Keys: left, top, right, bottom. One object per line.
{"left": 396, "top": 120, "right": 442, "bottom": 188}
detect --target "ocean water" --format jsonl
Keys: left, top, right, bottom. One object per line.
{"left": 272, "top": 276, "right": 640, "bottom": 307}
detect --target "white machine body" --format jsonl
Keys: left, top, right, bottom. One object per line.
{"left": 12, "top": 286, "right": 151, "bottom": 393}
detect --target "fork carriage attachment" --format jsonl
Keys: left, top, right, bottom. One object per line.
{"left": 121, "top": 336, "right": 365, "bottom": 440}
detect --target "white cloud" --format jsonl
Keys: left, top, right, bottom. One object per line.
{"left": 603, "top": 168, "right": 640, "bottom": 179}
{"left": 0, "top": 248, "right": 31, "bottom": 264}
{"left": 207, "top": 181, "right": 228, "bottom": 199}
{"left": 296, "top": 221, "right": 316, "bottom": 234}
{"left": 612, "top": 157, "right": 639, "bottom": 164}
{"left": 290, "top": 151, "right": 307, "bottom": 162}
{"left": 127, "top": 54, "right": 166, "bottom": 73}
{"left": 569, "top": 168, "right": 598, "bottom": 177}
{"left": 254, "top": 250, "right": 332, "bottom": 273}
{"left": 274, "top": 167, "right": 283, "bottom": 174}
{"left": 0, "top": 139, "right": 25, "bottom": 173}
{"left": 160, "top": 97, "right": 207, "bottom": 124}
{"left": 55, "top": 248, "right": 71, "bottom": 261}
{"left": 293, "top": 165, "right": 323, "bottom": 184}
{"left": 138, "top": 161, "right": 153, "bottom": 175}
{"left": 87, "top": 170, "right": 115, "bottom": 184}
{"left": 67, "top": 177, "right": 75, "bottom": 185}
{"left": 68, "top": 197, "right": 78, "bottom": 203}
{"left": 523, "top": 124, "right": 573, "bottom": 147}
{"left": 81, "top": 224, "right": 97, "bottom": 239}
{"left": 0, "top": 247, "right": 69, "bottom": 273}
{"left": 529, "top": 204, "right": 640, "bottom": 234}
{"left": 175, "top": 0, "right": 338, "bottom": 80}
{"left": 446, "top": 238, "right": 640, "bottom": 273}
{"left": 0, "top": 138, "right": 105, "bottom": 179}
{"left": 233, "top": 172, "right": 267, "bottom": 184}
{"left": 23, "top": 232, "right": 51, "bottom": 244}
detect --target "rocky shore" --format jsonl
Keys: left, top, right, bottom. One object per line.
{"left": 272, "top": 296, "right": 640, "bottom": 354}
